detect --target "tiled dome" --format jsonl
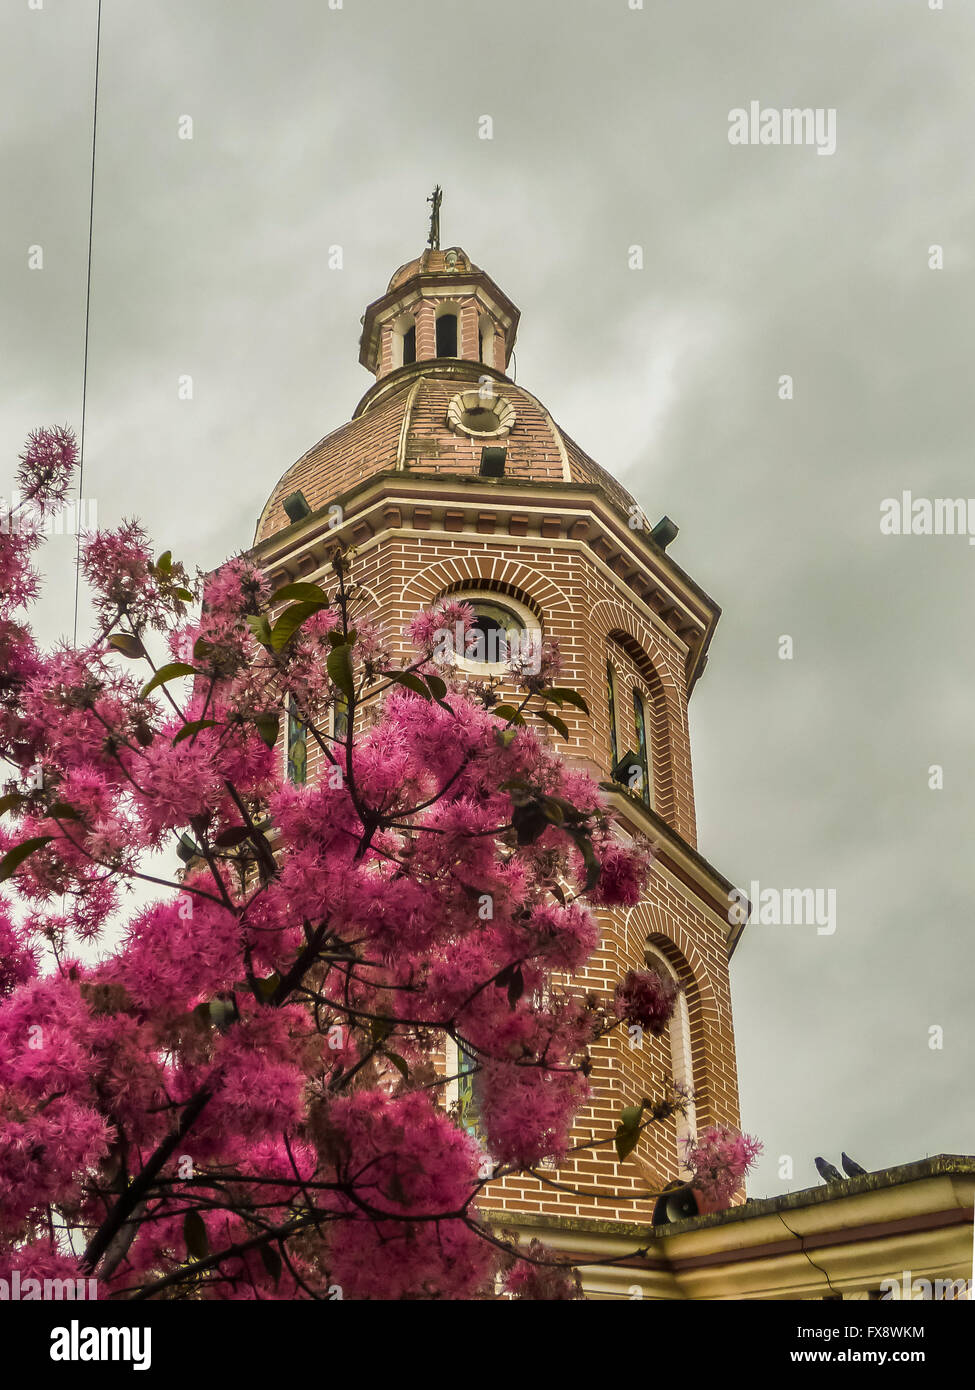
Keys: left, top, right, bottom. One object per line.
{"left": 254, "top": 367, "right": 636, "bottom": 544}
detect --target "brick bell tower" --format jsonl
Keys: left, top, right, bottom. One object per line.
{"left": 251, "top": 220, "right": 747, "bottom": 1239}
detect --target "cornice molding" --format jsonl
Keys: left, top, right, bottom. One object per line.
{"left": 249, "top": 471, "right": 720, "bottom": 689}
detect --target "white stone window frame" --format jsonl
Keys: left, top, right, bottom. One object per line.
{"left": 644, "top": 944, "right": 698, "bottom": 1174}
{"left": 439, "top": 588, "right": 541, "bottom": 679}
{"left": 389, "top": 310, "right": 417, "bottom": 370}
{"left": 446, "top": 387, "right": 516, "bottom": 440}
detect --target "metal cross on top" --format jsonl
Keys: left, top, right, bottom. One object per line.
{"left": 426, "top": 185, "right": 442, "bottom": 250}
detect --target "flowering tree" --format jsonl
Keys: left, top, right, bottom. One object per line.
{"left": 0, "top": 428, "right": 759, "bottom": 1300}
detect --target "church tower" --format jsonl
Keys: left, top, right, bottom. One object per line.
{"left": 251, "top": 219, "right": 746, "bottom": 1243}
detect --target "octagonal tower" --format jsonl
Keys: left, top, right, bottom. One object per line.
{"left": 251, "top": 237, "right": 747, "bottom": 1243}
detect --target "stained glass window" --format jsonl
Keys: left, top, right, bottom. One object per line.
{"left": 606, "top": 660, "right": 619, "bottom": 767}
{"left": 286, "top": 698, "right": 307, "bottom": 785}
{"left": 632, "top": 688, "right": 651, "bottom": 807}
{"left": 333, "top": 693, "right": 349, "bottom": 742}
{"left": 456, "top": 1042, "right": 481, "bottom": 1139}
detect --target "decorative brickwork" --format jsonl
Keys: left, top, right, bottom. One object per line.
{"left": 251, "top": 246, "right": 746, "bottom": 1229}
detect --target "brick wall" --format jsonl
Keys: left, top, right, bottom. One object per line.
{"left": 266, "top": 502, "right": 742, "bottom": 1225}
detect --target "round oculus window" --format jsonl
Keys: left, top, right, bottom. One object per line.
{"left": 447, "top": 389, "right": 515, "bottom": 439}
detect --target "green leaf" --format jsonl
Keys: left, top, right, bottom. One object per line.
{"left": 370, "top": 1015, "right": 393, "bottom": 1046}
{"left": 495, "top": 728, "right": 518, "bottom": 749}
{"left": 208, "top": 996, "right": 239, "bottom": 1031}
{"left": 540, "top": 687, "right": 590, "bottom": 715}
{"left": 326, "top": 644, "right": 355, "bottom": 703}
{"left": 270, "top": 601, "right": 327, "bottom": 651}
{"left": 213, "top": 825, "right": 252, "bottom": 849}
{"left": 271, "top": 581, "right": 329, "bottom": 606}
{"left": 107, "top": 633, "right": 145, "bottom": 659}
{"left": 252, "top": 712, "right": 280, "bottom": 749}
{"left": 569, "top": 830, "right": 601, "bottom": 892}
{"left": 506, "top": 965, "right": 524, "bottom": 1009}
{"left": 177, "top": 833, "right": 203, "bottom": 864}
{"left": 173, "top": 719, "right": 217, "bottom": 745}
{"left": 140, "top": 663, "right": 196, "bottom": 699}
{"left": 388, "top": 671, "right": 431, "bottom": 700}
{"left": 193, "top": 637, "right": 214, "bottom": 660}
{"left": 174, "top": 587, "right": 196, "bottom": 603}
{"left": 0, "top": 792, "right": 25, "bottom": 818}
{"left": 494, "top": 703, "right": 526, "bottom": 726}
{"left": 615, "top": 1126, "right": 642, "bottom": 1163}
{"left": 383, "top": 1050, "right": 410, "bottom": 1081}
{"left": 259, "top": 1243, "right": 282, "bottom": 1287}
{"left": 0, "top": 836, "right": 53, "bottom": 882}
{"left": 251, "top": 973, "right": 281, "bottom": 1001}
{"left": 156, "top": 550, "right": 172, "bottom": 574}
{"left": 327, "top": 627, "right": 356, "bottom": 648}
{"left": 512, "top": 805, "right": 548, "bottom": 846}
{"left": 183, "top": 1210, "right": 209, "bottom": 1261}
{"left": 246, "top": 614, "right": 273, "bottom": 646}
{"left": 47, "top": 802, "right": 81, "bottom": 821}
{"left": 536, "top": 709, "right": 570, "bottom": 741}
{"left": 424, "top": 673, "right": 447, "bottom": 699}
{"left": 614, "top": 1104, "right": 645, "bottom": 1163}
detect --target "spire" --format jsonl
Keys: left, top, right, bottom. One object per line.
{"left": 426, "top": 185, "right": 442, "bottom": 250}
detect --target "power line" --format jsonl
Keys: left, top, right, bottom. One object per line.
{"left": 73, "top": 0, "right": 102, "bottom": 645}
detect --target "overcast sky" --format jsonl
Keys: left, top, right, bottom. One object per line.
{"left": 2, "top": 0, "right": 973, "bottom": 1198}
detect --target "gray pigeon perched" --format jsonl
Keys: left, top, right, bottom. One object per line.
{"left": 815, "top": 1156, "right": 843, "bottom": 1183}
{"left": 841, "top": 1152, "right": 867, "bottom": 1177}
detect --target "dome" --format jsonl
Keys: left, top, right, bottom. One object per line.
{"left": 254, "top": 364, "right": 637, "bottom": 544}
{"left": 254, "top": 241, "right": 638, "bottom": 545}
{"left": 386, "top": 246, "right": 476, "bottom": 292}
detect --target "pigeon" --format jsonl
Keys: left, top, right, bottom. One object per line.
{"left": 841, "top": 1152, "right": 868, "bottom": 1178}
{"left": 815, "top": 1156, "right": 844, "bottom": 1183}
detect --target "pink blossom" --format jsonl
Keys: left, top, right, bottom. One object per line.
{"left": 503, "top": 1239, "right": 582, "bottom": 1299}
{"left": 614, "top": 968, "right": 680, "bottom": 1037}
{"left": 0, "top": 436, "right": 720, "bottom": 1300}
{"left": 590, "top": 840, "right": 652, "bottom": 906}
{"left": 16, "top": 426, "right": 78, "bottom": 510}
{"left": 682, "top": 1124, "right": 763, "bottom": 1206}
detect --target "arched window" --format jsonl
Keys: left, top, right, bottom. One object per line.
{"left": 333, "top": 693, "right": 349, "bottom": 742}
{"left": 390, "top": 313, "right": 417, "bottom": 369}
{"left": 468, "top": 602, "right": 517, "bottom": 664}
{"left": 645, "top": 945, "right": 697, "bottom": 1171}
{"left": 606, "top": 660, "right": 619, "bottom": 767}
{"left": 440, "top": 589, "right": 540, "bottom": 676}
{"left": 479, "top": 314, "right": 495, "bottom": 367}
{"left": 435, "top": 312, "right": 458, "bottom": 357}
{"left": 444, "top": 1037, "right": 482, "bottom": 1140}
{"left": 286, "top": 697, "right": 307, "bottom": 785}
{"left": 632, "top": 688, "right": 651, "bottom": 807}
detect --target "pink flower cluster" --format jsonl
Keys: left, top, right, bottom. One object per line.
{"left": 613, "top": 967, "right": 680, "bottom": 1037}
{"left": 16, "top": 426, "right": 77, "bottom": 510}
{"left": 682, "top": 1124, "right": 764, "bottom": 1206}
{"left": 0, "top": 426, "right": 749, "bottom": 1301}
